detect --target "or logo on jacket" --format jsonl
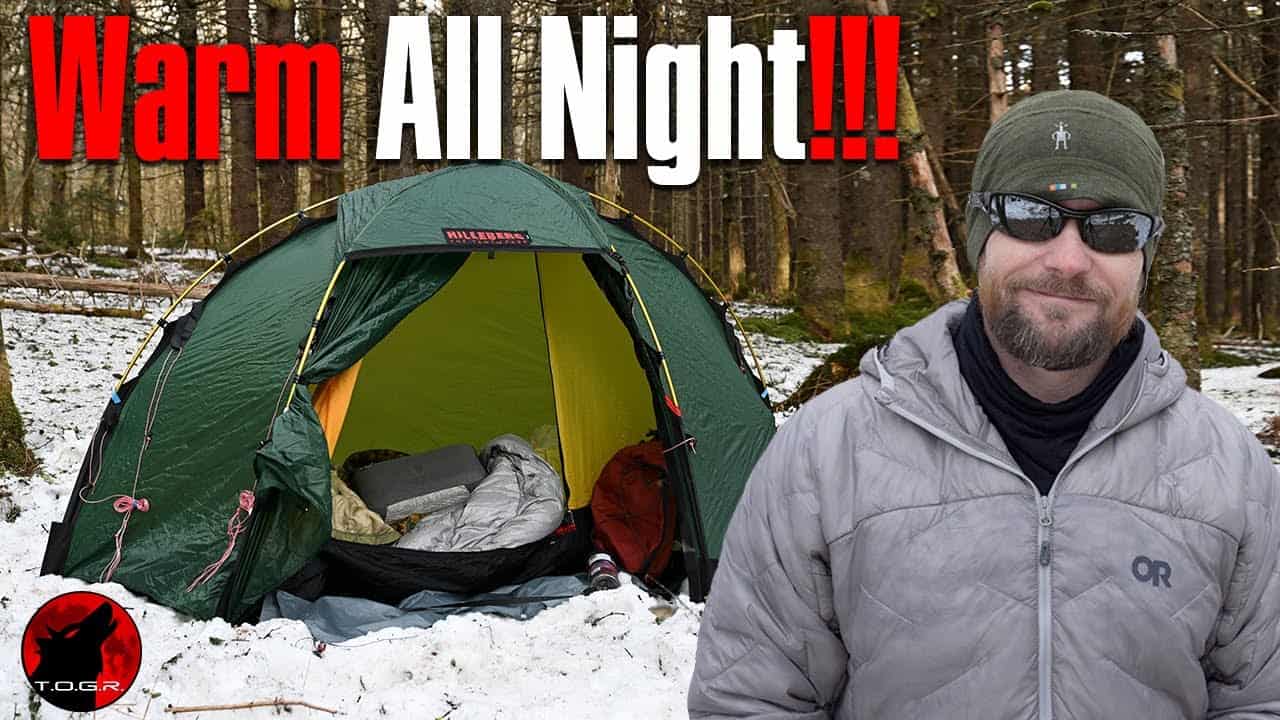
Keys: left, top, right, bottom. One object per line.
{"left": 1132, "top": 555, "right": 1173, "bottom": 588}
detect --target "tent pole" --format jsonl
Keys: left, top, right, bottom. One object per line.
{"left": 112, "top": 195, "right": 343, "bottom": 394}
{"left": 587, "top": 192, "right": 770, "bottom": 394}
{"left": 613, "top": 249, "right": 682, "bottom": 410}
{"left": 282, "top": 259, "right": 348, "bottom": 412}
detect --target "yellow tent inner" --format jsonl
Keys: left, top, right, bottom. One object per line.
{"left": 313, "top": 252, "right": 654, "bottom": 509}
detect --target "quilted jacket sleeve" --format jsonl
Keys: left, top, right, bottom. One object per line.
{"left": 688, "top": 408, "right": 848, "bottom": 719}
{"left": 1206, "top": 435, "right": 1280, "bottom": 718}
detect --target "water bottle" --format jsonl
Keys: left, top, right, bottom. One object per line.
{"left": 588, "top": 552, "right": 621, "bottom": 591}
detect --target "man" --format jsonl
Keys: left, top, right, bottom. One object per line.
{"left": 688, "top": 90, "right": 1280, "bottom": 718}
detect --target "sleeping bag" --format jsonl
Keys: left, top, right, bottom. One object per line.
{"left": 395, "top": 434, "right": 566, "bottom": 552}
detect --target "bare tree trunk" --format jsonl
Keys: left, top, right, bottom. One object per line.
{"left": 113, "top": 0, "right": 145, "bottom": 258}
{"left": 227, "top": 0, "right": 258, "bottom": 242}
{"left": 763, "top": 160, "right": 792, "bottom": 301}
{"left": 308, "top": 0, "right": 344, "bottom": 204}
{"left": 914, "top": 1, "right": 952, "bottom": 157}
{"left": 47, "top": 162, "right": 67, "bottom": 246}
{"left": 1184, "top": 0, "right": 1221, "bottom": 330}
{"left": 894, "top": 61, "right": 968, "bottom": 300}
{"left": 1207, "top": 159, "right": 1226, "bottom": 328}
{"left": 1031, "top": 11, "right": 1061, "bottom": 92}
{"left": 949, "top": 10, "right": 987, "bottom": 220}
{"left": 180, "top": 0, "right": 206, "bottom": 247}
{"left": 0, "top": 65, "right": 7, "bottom": 232}
{"left": 208, "top": 152, "right": 224, "bottom": 250}
{"left": 1255, "top": 0, "right": 1279, "bottom": 338}
{"left": 740, "top": 167, "right": 760, "bottom": 294}
{"left": 618, "top": 0, "right": 656, "bottom": 217}
{"left": 708, "top": 168, "right": 724, "bottom": 287}
{"left": 1066, "top": 0, "right": 1107, "bottom": 92}
{"left": 651, "top": 182, "right": 673, "bottom": 243}
{"left": 0, "top": 314, "right": 31, "bottom": 473}
{"left": 257, "top": 0, "right": 298, "bottom": 250}
{"left": 1223, "top": 1, "right": 1248, "bottom": 328}
{"left": 843, "top": 12, "right": 907, "bottom": 300}
{"left": 1144, "top": 31, "right": 1200, "bottom": 387}
{"left": 365, "top": 0, "right": 394, "bottom": 186}
{"left": 794, "top": 1, "right": 847, "bottom": 339}
{"left": 723, "top": 164, "right": 745, "bottom": 297}
{"left": 20, "top": 64, "right": 34, "bottom": 247}
{"left": 987, "top": 20, "right": 1009, "bottom": 123}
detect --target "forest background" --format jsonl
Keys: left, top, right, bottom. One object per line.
{"left": 0, "top": 0, "right": 1277, "bottom": 397}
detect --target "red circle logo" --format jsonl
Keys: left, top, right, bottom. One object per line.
{"left": 21, "top": 591, "right": 142, "bottom": 712}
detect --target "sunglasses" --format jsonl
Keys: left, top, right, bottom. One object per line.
{"left": 969, "top": 192, "right": 1163, "bottom": 254}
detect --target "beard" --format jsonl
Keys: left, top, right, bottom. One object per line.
{"left": 978, "top": 270, "right": 1137, "bottom": 372}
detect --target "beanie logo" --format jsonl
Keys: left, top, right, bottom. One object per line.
{"left": 1053, "top": 122, "right": 1071, "bottom": 150}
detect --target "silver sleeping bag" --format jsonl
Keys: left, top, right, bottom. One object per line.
{"left": 394, "top": 434, "right": 566, "bottom": 552}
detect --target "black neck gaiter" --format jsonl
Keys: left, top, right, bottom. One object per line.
{"left": 951, "top": 297, "right": 1144, "bottom": 495}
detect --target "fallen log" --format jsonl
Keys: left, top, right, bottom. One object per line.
{"left": 0, "top": 251, "right": 72, "bottom": 264}
{"left": 0, "top": 230, "right": 36, "bottom": 243}
{"left": 0, "top": 300, "right": 147, "bottom": 319}
{"left": 0, "top": 272, "right": 212, "bottom": 300}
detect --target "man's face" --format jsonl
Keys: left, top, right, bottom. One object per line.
{"left": 977, "top": 197, "right": 1143, "bottom": 371}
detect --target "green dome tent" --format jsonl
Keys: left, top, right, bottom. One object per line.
{"left": 41, "top": 162, "right": 775, "bottom": 621}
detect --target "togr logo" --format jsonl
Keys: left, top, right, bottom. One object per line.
{"left": 1132, "top": 555, "right": 1172, "bottom": 588}
{"left": 21, "top": 591, "right": 141, "bottom": 712}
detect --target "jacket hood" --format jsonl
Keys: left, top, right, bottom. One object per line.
{"left": 859, "top": 298, "right": 1187, "bottom": 475}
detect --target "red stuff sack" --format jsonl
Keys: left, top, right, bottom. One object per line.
{"left": 589, "top": 439, "right": 677, "bottom": 579}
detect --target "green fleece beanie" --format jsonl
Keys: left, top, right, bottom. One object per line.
{"left": 966, "top": 90, "right": 1166, "bottom": 274}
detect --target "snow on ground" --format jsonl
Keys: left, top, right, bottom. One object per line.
{"left": 732, "top": 302, "right": 843, "bottom": 415}
{"left": 1201, "top": 363, "right": 1280, "bottom": 438}
{"left": 0, "top": 287, "right": 1276, "bottom": 719}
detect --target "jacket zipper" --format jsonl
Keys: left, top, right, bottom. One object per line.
{"left": 875, "top": 351, "right": 1155, "bottom": 720}
{"left": 1037, "top": 495, "right": 1053, "bottom": 720}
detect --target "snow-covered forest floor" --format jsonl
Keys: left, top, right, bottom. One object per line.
{"left": 0, "top": 254, "right": 1276, "bottom": 718}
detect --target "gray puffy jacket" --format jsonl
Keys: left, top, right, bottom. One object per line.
{"left": 689, "top": 300, "right": 1280, "bottom": 719}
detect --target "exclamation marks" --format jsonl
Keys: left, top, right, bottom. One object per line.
{"left": 807, "top": 15, "right": 900, "bottom": 161}
{"left": 841, "top": 17, "right": 868, "bottom": 161}
{"left": 808, "top": 16, "right": 838, "bottom": 160}
{"left": 872, "top": 16, "right": 900, "bottom": 160}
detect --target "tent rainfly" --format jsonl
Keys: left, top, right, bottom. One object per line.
{"left": 41, "top": 161, "right": 776, "bottom": 621}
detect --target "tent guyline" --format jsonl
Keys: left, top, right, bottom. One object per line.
{"left": 42, "top": 162, "right": 777, "bottom": 621}
{"left": 100, "top": 343, "right": 182, "bottom": 583}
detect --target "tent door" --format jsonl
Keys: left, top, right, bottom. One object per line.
{"left": 313, "top": 250, "right": 656, "bottom": 511}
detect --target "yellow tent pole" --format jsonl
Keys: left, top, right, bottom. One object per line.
{"left": 283, "top": 259, "right": 348, "bottom": 410}
{"left": 112, "top": 194, "right": 342, "bottom": 393}
{"left": 588, "top": 192, "right": 769, "bottom": 392}
{"left": 612, "top": 246, "right": 681, "bottom": 410}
